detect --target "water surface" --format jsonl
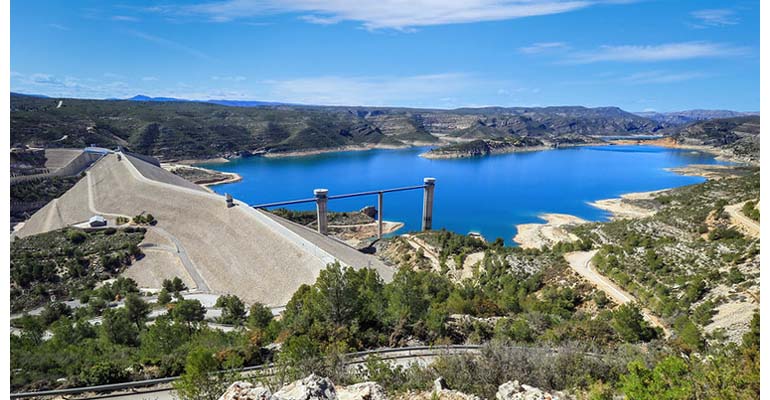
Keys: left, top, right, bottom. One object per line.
{"left": 200, "top": 145, "right": 726, "bottom": 244}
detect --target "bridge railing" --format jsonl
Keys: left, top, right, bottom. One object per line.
{"left": 251, "top": 177, "right": 436, "bottom": 238}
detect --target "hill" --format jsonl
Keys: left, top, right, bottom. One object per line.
{"left": 11, "top": 94, "right": 667, "bottom": 161}
{"left": 670, "top": 116, "right": 760, "bottom": 163}
{"left": 635, "top": 110, "right": 758, "bottom": 125}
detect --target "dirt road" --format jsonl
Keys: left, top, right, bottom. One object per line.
{"left": 565, "top": 250, "right": 670, "bottom": 337}
{"left": 724, "top": 201, "right": 760, "bottom": 238}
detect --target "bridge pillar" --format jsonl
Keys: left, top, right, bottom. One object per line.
{"left": 314, "top": 188, "right": 329, "bottom": 235}
{"left": 377, "top": 192, "right": 384, "bottom": 239}
{"left": 422, "top": 177, "right": 436, "bottom": 231}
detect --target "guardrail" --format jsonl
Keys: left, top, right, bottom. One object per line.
{"left": 10, "top": 345, "right": 480, "bottom": 399}
{"left": 10, "top": 344, "right": 618, "bottom": 399}
{"left": 251, "top": 178, "right": 436, "bottom": 238}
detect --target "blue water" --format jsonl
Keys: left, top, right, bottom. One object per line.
{"left": 199, "top": 145, "right": 727, "bottom": 245}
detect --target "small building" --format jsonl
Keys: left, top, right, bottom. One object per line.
{"left": 89, "top": 215, "right": 107, "bottom": 227}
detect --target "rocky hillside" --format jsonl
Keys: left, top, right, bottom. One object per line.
{"left": 11, "top": 94, "right": 666, "bottom": 161}
{"left": 670, "top": 116, "right": 760, "bottom": 163}
{"left": 636, "top": 110, "right": 758, "bottom": 125}
{"left": 421, "top": 134, "right": 600, "bottom": 159}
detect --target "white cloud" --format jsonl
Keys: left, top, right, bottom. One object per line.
{"left": 142, "top": 76, "right": 159, "bottom": 81}
{"left": 11, "top": 70, "right": 528, "bottom": 107}
{"left": 11, "top": 72, "right": 128, "bottom": 97}
{"left": 47, "top": 23, "right": 69, "bottom": 31}
{"left": 254, "top": 73, "right": 510, "bottom": 107}
{"left": 125, "top": 29, "right": 210, "bottom": 60}
{"left": 618, "top": 70, "right": 708, "bottom": 84}
{"left": 158, "top": 0, "right": 633, "bottom": 30}
{"left": 518, "top": 41, "right": 568, "bottom": 54}
{"left": 566, "top": 41, "right": 747, "bottom": 63}
{"left": 212, "top": 75, "right": 247, "bottom": 82}
{"left": 690, "top": 9, "right": 738, "bottom": 27}
{"left": 112, "top": 15, "right": 140, "bottom": 22}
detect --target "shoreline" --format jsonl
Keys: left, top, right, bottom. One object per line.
{"left": 513, "top": 213, "right": 588, "bottom": 249}
{"left": 512, "top": 154, "right": 746, "bottom": 247}
{"left": 261, "top": 143, "right": 410, "bottom": 159}
{"left": 161, "top": 163, "right": 243, "bottom": 190}
{"left": 200, "top": 171, "right": 242, "bottom": 188}
{"left": 419, "top": 141, "right": 604, "bottom": 160}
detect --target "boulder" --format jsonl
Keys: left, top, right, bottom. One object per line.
{"left": 219, "top": 381, "right": 272, "bottom": 400}
{"left": 433, "top": 377, "right": 449, "bottom": 392}
{"left": 495, "top": 380, "right": 567, "bottom": 400}
{"left": 338, "top": 382, "right": 388, "bottom": 400}
{"left": 272, "top": 374, "right": 337, "bottom": 400}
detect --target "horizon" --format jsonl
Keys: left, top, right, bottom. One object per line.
{"left": 9, "top": 91, "right": 761, "bottom": 114}
{"left": 11, "top": 1, "right": 760, "bottom": 112}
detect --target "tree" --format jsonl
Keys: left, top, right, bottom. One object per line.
{"left": 620, "top": 357, "right": 693, "bottom": 400}
{"left": 248, "top": 302, "right": 274, "bottom": 329}
{"left": 125, "top": 293, "right": 150, "bottom": 329}
{"left": 172, "top": 277, "right": 188, "bottom": 292}
{"left": 102, "top": 308, "right": 140, "bottom": 346}
{"left": 315, "top": 261, "right": 358, "bottom": 327}
{"left": 174, "top": 346, "right": 239, "bottom": 400}
{"left": 157, "top": 288, "right": 172, "bottom": 305}
{"left": 163, "top": 277, "right": 188, "bottom": 294}
{"left": 214, "top": 295, "right": 246, "bottom": 325}
{"left": 172, "top": 299, "right": 206, "bottom": 327}
{"left": 610, "top": 303, "right": 656, "bottom": 342}
{"left": 673, "top": 316, "right": 703, "bottom": 352}
{"left": 40, "top": 302, "right": 72, "bottom": 326}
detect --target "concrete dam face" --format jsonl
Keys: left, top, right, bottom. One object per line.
{"left": 16, "top": 152, "right": 393, "bottom": 306}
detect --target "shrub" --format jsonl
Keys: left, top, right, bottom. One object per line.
{"left": 157, "top": 288, "right": 172, "bottom": 305}
{"left": 248, "top": 302, "right": 274, "bottom": 329}
{"left": 66, "top": 229, "right": 87, "bottom": 244}
{"left": 214, "top": 295, "right": 246, "bottom": 325}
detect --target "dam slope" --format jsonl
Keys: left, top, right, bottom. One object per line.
{"left": 16, "top": 152, "right": 393, "bottom": 306}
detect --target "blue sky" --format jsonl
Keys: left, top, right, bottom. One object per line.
{"left": 10, "top": 0, "right": 759, "bottom": 111}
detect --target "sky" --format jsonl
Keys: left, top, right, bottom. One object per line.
{"left": 10, "top": 0, "right": 760, "bottom": 111}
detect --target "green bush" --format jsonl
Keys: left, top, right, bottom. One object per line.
{"left": 248, "top": 302, "right": 274, "bottom": 329}
{"left": 215, "top": 295, "right": 246, "bottom": 325}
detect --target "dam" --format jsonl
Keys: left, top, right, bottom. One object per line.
{"left": 15, "top": 150, "right": 396, "bottom": 306}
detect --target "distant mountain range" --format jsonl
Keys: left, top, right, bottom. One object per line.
{"left": 8, "top": 92, "right": 760, "bottom": 161}
{"left": 125, "top": 94, "right": 290, "bottom": 107}
{"left": 634, "top": 110, "right": 759, "bottom": 125}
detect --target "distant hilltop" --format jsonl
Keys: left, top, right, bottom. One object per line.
{"left": 634, "top": 109, "right": 759, "bottom": 125}
{"left": 9, "top": 92, "right": 759, "bottom": 162}
{"left": 123, "top": 94, "right": 292, "bottom": 107}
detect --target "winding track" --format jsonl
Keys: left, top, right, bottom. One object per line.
{"left": 565, "top": 250, "right": 670, "bottom": 337}
{"left": 724, "top": 201, "right": 760, "bottom": 238}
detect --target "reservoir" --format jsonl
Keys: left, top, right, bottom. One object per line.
{"left": 200, "top": 145, "right": 727, "bottom": 245}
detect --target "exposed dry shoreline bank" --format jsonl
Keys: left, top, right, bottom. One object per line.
{"left": 513, "top": 213, "right": 588, "bottom": 249}
{"left": 512, "top": 143, "right": 743, "bottom": 248}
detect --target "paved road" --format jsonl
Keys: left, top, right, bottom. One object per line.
{"left": 565, "top": 250, "right": 670, "bottom": 337}
{"left": 149, "top": 226, "right": 211, "bottom": 292}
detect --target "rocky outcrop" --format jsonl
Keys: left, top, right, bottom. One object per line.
{"left": 220, "top": 376, "right": 568, "bottom": 400}
{"left": 421, "top": 139, "right": 547, "bottom": 159}
{"left": 219, "top": 381, "right": 272, "bottom": 400}
{"left": 272, "top": 374, "right": 337, "bottom": 400}
{"left": 496, "top": 380, "right": 568, "bottom": 400}
{"left": 337, "top": 382, "right": 388, "bottom": 400}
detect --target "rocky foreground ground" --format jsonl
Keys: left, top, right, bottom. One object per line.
{"left": 220, "top": 374, "right": 567, "bottom": 400}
